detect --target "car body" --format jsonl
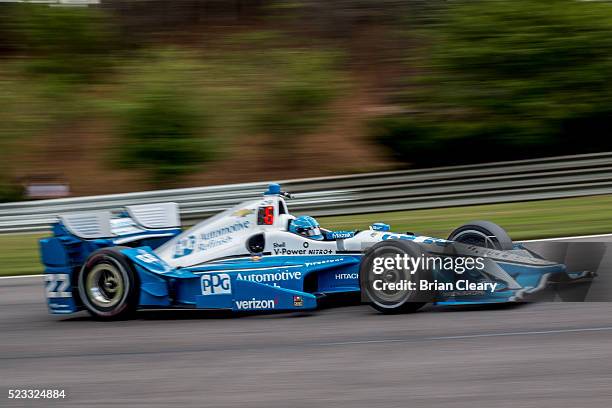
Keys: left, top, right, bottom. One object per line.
{"left": 39, "top": 184, "right": 592, "bottom": 318}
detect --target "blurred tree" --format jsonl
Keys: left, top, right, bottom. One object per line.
{"left": 6, "top": 3, "right": 118, "bottom": 86}
{"left": 118, "top": 90, "right": 210, "bottom": 185}
{"left": 268, "top": 0, "right": 445, "bottom": 38}
{"left": 373, "top": 0, "right": 612, "bottom": 166}
{"left": 113, "top": 40, "right": 342, "bottom": 186}
{"left": 114, "top": 49, "right": 214, "bottom": 186}
{"left": 0, "top": 180, "right": 23, "bottom": 203}
{"left": 0, "top": 4, "right": 120, "bottom": 201}
{"left": 257, "top": 50, "right": 341, "bottom": 144}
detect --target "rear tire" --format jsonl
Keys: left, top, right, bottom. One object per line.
{"left": 78, "top": 247, "right": 139, "bottom": 320}
{"left": 447, "top": 220, "right": 513, "bottom": 250}
{"left": 360, "top": 240, "right": 431, "bottom": 314}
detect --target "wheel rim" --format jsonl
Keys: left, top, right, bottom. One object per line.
{"left": 452, "top": 229, "right": 498, "bottom": 249}
{"left": 86, "top": 263, "right": 125, "bottom": 308}
{"left": 366, "top": 248, "right": 411, "bottom": 306}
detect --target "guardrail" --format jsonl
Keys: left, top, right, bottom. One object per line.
{"left": 2, "top": 151, "right": 612, "bottom": 233}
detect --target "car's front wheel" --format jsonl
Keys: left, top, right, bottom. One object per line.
{"left": 78, "top": 247, "right": 139, "bottom": 320}
{"left": 360, "top": 240, "right": 431, "bottom": 314}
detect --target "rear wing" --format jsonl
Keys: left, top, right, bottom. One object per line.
{"left": 59, "top": 202, "right": 180, "bottom": 240}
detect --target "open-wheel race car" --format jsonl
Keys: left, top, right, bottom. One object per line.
{"left": 40, "top": 184, "right": 593, "bottom": 319}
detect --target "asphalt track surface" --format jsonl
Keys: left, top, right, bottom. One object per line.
{"left": 3, "top": 236, "right": 612, "bottom": 407}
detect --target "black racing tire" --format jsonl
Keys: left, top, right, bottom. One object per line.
{"left": 447, "top": 220, "right": 513, "bottom": 250}
{"left": 360, "top": 240, "right": 431, "bottom": 314}
{"left": 78, "top": 247, "right": 139, "bottom": 320}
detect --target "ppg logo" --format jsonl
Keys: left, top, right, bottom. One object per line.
{"left": 201, "top": 273, "right": 232, "bottom": 295}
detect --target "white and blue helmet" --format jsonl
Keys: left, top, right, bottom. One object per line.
{"left": 289, "top": 215, "right": 323, "bottom": 240}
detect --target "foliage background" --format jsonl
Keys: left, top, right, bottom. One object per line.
{"left": 2, "top": 0, "right": 612, "bottom": 200}
{"left": 374, "top": 0, "right": 612, "bottom": 166}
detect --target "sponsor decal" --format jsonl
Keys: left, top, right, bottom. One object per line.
{"left": 293, "top": 295, "right": 304, "bottom": 307}
{"left": 49, "top": 302, "right": 70, "bottom": 308}
{"left": 135, "top": 251, "right": 158, "bottom": 264}
{"left": 232, "top": 208, "right": 254, "bottom": 218}
{"left": 174, "top": 235, "right": 196, "bottom": 258}
{"left": 112, "top": 218, "right": 135, "bottom": 227}
{"left": 307, "top": 248, "right": 334, "bottom": 255}
{"left": 272, "top": 242, "right": 334, "bottom": 255}
{"left": 134, "top": 249, "right": 170, "bottom": 272}
{"left": 201, "top": 273, "right": 232, "bottom": 295}
{"left": 174, "top": 220, "right": 251, "bottom": 258}
{"left": 199, "top": 235, "right": 233, "bottom": 251}
{"left": 335, "top": 272, "right": 358, "bottom": 280}
{"left": 381, "top": 233, "right": 449, "bottom": 246}
{"left": 326, "top": 231, "right": 354, "bottom": 240}
{"left": 200, "top": 220, "right": 251, "bottom": 241}
{"left": 237, "top": 271, "right": 302, "bottom": 283}
{"left": 273, "top": 243, "right": 306, "bottom": 255}
{"left": 235, "top": 298, "right": 276, "bottom": 310}
{"left": 305, "top": 258, "right": 344, "bottom": 268}
{"left": 111, "top": 217, "right": 142, "bottom": 235}
{"left": 370, "top": 223, "right": 390, "bottom": 232}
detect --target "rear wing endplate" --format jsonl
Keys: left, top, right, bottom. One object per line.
{"left": 58, "top": 202, "right": 180, "bottom": 239}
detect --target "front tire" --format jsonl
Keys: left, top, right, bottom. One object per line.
{"left": 447, "top": 220, "right": 513, "bottom": 250}
{"left": 360, "top": 240, "right": 431, "bottom": 314}
{"left": 78, "top": 247, "right": 139, "bottom": 320}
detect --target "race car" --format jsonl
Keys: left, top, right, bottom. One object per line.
{"left": 39, "top": 183, "right": 592, "bottom": 319}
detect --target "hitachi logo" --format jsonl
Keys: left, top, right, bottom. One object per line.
{"left": 335, "top": 273, "right": 358, "bottom": 280}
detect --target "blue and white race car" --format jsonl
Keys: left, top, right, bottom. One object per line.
{"left": 40, "top": 184, "right": 591, "bottom": 319}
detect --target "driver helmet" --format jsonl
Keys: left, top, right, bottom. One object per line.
{"left": 289, "top": 215, "right": 323, "bottom": 240}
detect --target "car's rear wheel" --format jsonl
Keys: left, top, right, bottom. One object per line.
{"left": 78, "top": 247, "right": 139, "bottom": 320}
{"left": 447, "top": 220, "right": 513, "bottom": 250}
{"left": 360, "top": 240, "right": 431, "bottom": 314}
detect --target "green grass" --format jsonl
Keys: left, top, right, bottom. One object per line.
{"left": 3, "top": 194, "right": 612, "bottom": 276}
{"left": 0, "top": 233, "right": 43, "bottom": 276}
{"left": 320, "top": 195, "right": 612, "bottom": 239}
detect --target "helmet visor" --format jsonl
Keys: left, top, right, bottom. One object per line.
{"left": 303, "top": 227, "right": 322, "bottom": 237}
